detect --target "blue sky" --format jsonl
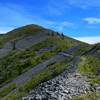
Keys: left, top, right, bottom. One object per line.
{"left": 0, "top": 0, "right": 100, "bottom": 44}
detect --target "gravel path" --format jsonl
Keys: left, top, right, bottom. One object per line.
{"left": 25, "top": 56, "right": 91, "bottom": 100}
{"left": 26, "top": 72, "right": 90, "bottom": 100}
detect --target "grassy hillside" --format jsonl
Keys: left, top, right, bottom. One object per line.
{"left": 0, "top": 24, "right": 92, "bottom": 99}
{"left": 0, "top": 33, "right": 81, "bottom": 87}
{"left": 78, "top": 56, "right": 100, "bottom": 85}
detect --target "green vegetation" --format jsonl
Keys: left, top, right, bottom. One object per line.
{"left": 78, "top": 56, "right": 100, "bottom": 85}
{"left": 31, "top": 51, "right": 56, "bottom": 68}
{"left": 78, "top": 56, "right": 100, "bottom": 75}
{"left": 0, "top": 50, "right": 35, "bottom": 86}
{"left": 4, "top": 57, "right": 72, "bottom": 100}
{"left": 49, "top": 36, "right": 79, "bottom": 50}
{"left": 73, "top": 43, "right": 100, "bottom": 56}
{"left": 71, "top": 92, "right": 100, "bottom": 100}
{"left": 96, "top": 50, "right": 100, "bottom": 55}
{"left": 0, "top": 33, "right": 80, "bottom": 87}
{"left": 32, "top": 38, "right": 55, "bottom": 51}
{"left": 72, "top": 58, "right": 100, "bottom": 100}
{"left": 0, "top": 44, "right": 56, "bottom": 87}
{"left": 0, "top": 38, "right": 56, "bottom": 85}
{"left": 84, "top": 43, "right": 100, "bottom": 55}
{"left": 0, "top": 83, "right": 16, "bottom": 98}
{"left": 73, "top": 45, "right": 92, "bottom": 56}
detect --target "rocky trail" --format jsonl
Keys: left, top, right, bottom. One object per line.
{"left": 26, "top": 72, "right": 91, "bottom": 100}
{"left": 24, "top": 56, "right": 93, "bottom": 100}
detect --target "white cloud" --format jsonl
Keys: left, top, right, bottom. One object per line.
{"left": 83, "top": 17, "right": 100, "bottom": 24}
{"left": 75, "top": 36, "right": 100, "bottom": 44}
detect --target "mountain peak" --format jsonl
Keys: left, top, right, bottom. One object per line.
{"left": 22, "top": 24, "right": 45, "bottom": 28}
{"left": 4, "top": 24, "right": 49, "bottom": 41}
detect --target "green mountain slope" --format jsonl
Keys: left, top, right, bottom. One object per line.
{"left": 0, "top": 24, "right": 99, "bottom": 100}
{"left": 0, "top": 25, "right": 82, "bottom": 86}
